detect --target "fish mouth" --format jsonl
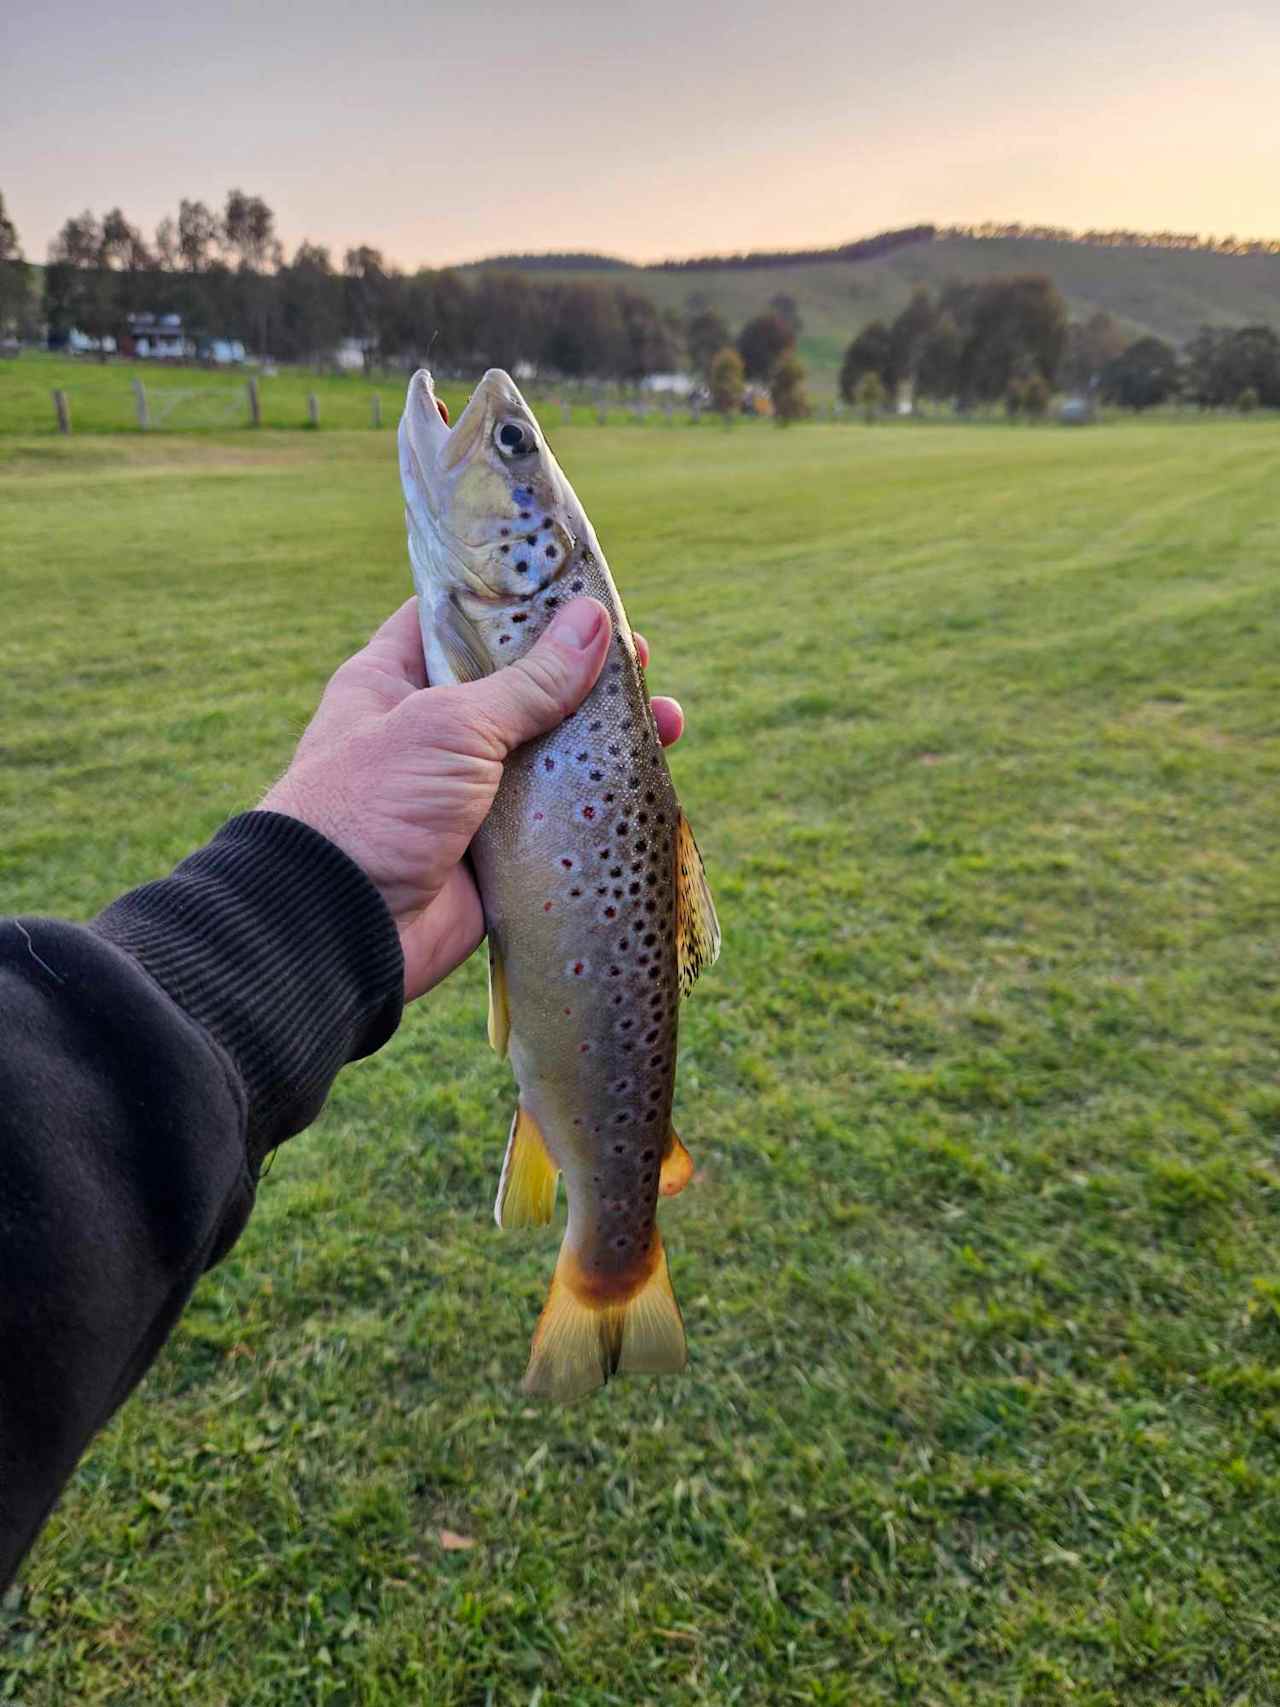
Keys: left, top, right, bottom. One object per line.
{"left": 400, "top": 368, "right": 453, "bottom": 476}
{"left": 401, "top": 366, "right": 531, "bottom": 480}
{"left": 440, "top": 368, "right": 529, "bottom": 471}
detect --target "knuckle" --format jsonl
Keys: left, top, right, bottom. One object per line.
{"left": 513, "top": 650, "right": 570, "bottom": 719}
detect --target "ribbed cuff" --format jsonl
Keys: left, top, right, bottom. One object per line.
{"left": 93, "top": 812, "right": 403, "bottom": 1163}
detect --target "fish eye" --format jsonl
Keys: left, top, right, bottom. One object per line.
{"left": 494, "top": 419, "right": 535, "bottom": 458}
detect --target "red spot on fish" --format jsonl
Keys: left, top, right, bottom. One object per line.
{"left": 533, "top": 811, "right": 544, "bottom": 821}
{"left": 544, "top": 901, "right": 553, "bottom": 912}
{"left": 579, "top": 1042, "right": 590, "bottom": 1053}
{"left": 573, "top": 962, "right": 585, "bottom": 976}
{"left": 582, "top": 806, "right": 596, "bottom": 821}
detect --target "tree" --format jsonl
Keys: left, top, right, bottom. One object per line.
{"left": 737, "top": 311, "right": 794, "bottom": 381}
{"left": 99, "top": 207, "right": 150, "bottom": 272}
{"left": 0, "top": 191, "right": 31, "bottom": 338}
{"left": 469, "top": 269, "right": 536, "bottom": 370}
{"left": 277, "top": 241, "right": 343, "bottom": 364}
{"left": 1022, "top": 373, "right": 1051, "bottom": 419}
{"left": 0, "top": 192, "right": 22, "bottom": 267}
{"left": 887, "top": 286, "right": 936, "bottom": 394}
{"left": 855, "top": 371, "right": 885, "bottom": 422}
{"left": 1061, "top": 311, "right": 1126, "bottom": 391}
{"left": 222, "top": 189, "right": 281, "bottom": 273}
{"left": 47, "top": 212, "right": 115, "bottom": 350}
{"left": 343, "top": 246, "right": 392, "bottom": 366}
{"left": 916, "top": 313, "right": 961, "bottom": 401}
{"left": 1100, "top": 336, "right": 1180, "bottom": 410}
{"left": 839, "top": 321, "right": 892, "bottom": 403}
{"left": 618, "top": 288, "right": 677, "bottom": 381}
{"left": 686, "top": 306, "right": 731, "bottom": 378}
{"left": 1004, "top": 376, "right": 1025, "bottom": 418}
{"left": 957, "top": 275, "right": 1068, "bottom": 403}
{"left": 1219, "top": 325, "right": 1280, "bottom": 407}
{"left": 541, "top": 281, "right": 624, "bottom": 378}
{"left": 1184, "top": 325, "right": 1222, "bottom": 407}
{"left": 1238, "top": 385, "right": 1260, "bottom": 414}
{"left": 153, "top": 216, "right": 179, "bottom": 272}
{"left": 177, "top": 199, "right": 220, "bottom": 272}
{"left": 708, "top": 346, "right": 745, "bottom": 416}
{"left": 770, "top": 352, "right": 808, "bottom": 423}
{"left": 49, "top": 210, "right": 102, "bottom": 267}
{"left": 769, "top": 292, "right": 802, "bottom": 334}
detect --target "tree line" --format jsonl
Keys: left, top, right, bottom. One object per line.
{"left": 3, "top": 191, "right": 1277, "bottom": 413}
{"left": 839, "top": 278, "right": 1280, "bottom": 412}
{"left": 0, "top": 190, "right": 688, "bottom": 377}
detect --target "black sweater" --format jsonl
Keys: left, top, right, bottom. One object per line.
{"left": 0, "top": 811, "right": 404, "bottom": 1588}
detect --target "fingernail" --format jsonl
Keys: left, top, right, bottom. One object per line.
{"left": 551, "top": 597, "right": 606, "bottom": 651}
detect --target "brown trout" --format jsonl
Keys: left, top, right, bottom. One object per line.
{"left": 398, "top": 368, "right": 720, "bottom": 1401}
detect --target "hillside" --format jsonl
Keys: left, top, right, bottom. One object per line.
{"left": 465, "top": 235, "right": 1280, "bottom": 385}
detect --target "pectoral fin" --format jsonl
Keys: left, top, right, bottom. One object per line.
{"left": 437, "top": 594, "right": 493, "bottom": 685}
{"left": 495, "top": 1104, "right": 559, "bottom": 1229}
{"left": 674, "top": 811, "right": 721, "bottom": 997}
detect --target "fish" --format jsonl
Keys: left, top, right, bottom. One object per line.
{"left": 398, "top": 367, "right": 720, "bottom": 1402}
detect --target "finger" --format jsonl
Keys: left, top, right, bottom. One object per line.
{"left": 652, "top": 695, "right": 683, "bottom": 747}
{"left": 460, "top": 597, "right": 612, "bottom": 755}
{"left": 634, "top": 631, "right": 650, "bottom": 669}
{"left": 358, "top": 599, "right": 428, "bottom": 691}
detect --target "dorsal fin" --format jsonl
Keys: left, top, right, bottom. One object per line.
{"left": 674, "top": 811, "right": 721, "bottom": 997}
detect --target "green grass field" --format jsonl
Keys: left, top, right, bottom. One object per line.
{"left": 2, "top": 413, "right": 1279, "bottom": 1704}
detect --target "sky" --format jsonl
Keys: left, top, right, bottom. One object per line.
{"left": 4, "top": 0, "right": 1279, "bottom": 267}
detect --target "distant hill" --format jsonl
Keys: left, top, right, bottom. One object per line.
{"left": 463, "top": 230, "right": 1280, "bottom": 385}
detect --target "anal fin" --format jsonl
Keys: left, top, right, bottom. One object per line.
{"left": 495, "top": 1105, "right": 559, "bottom": 1229}
{"left": 487, "top": 938, "right": 510, "bottom": 1056}
{"left": 674, "top": 810, "right": 721, "bottom": 998}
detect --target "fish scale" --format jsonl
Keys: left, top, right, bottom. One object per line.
{"left": 399, "top": 368, "right": 720, "bottom": 1400}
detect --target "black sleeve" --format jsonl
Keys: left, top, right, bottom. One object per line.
{"left": 0, "top": 811, "right": 403, "bottom": 1588}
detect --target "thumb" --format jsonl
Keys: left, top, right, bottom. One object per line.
{"left": 462, "top": 597, "right": 612, "bottom": 754}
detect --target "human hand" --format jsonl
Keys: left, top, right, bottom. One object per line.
{"left": 259, "top": 597, "right": 684, "bottom": 1001}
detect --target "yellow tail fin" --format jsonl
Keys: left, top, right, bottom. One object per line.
{"left": 523, "top": 1231, "right": 686, "bottom": 1402}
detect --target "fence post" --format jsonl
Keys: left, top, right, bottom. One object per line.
{"left": 561, "top": 400, "right": 571, "bottom": 427}
{"left": 132, "top": 378, "right": 150, "bottom": 431}
{"left": 246, "top": 378, "right": 261, "bottom": 427}
{"left": 307, "top": 393, "right": 320, "bottom": 429}
{"left": 52, "top": 389, "right": 71, "bottom": 435}
{"left": 370, "top": 393, "right": 382, "bottom": 428}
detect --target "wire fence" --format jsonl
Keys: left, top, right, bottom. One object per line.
{"left": 2, "top": 360, "right": 865, "bottom": 437}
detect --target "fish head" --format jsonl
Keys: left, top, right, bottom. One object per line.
{"left": 399, "top": 367, "right": 578, "bottom": 607}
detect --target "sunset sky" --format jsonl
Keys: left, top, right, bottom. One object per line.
{"left": 5, "top": 0, "right": 1278, "bottom": 266}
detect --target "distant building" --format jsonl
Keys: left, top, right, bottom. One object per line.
{"left": 59, "top": 328, "right": 117, "bottom": 355}
{"left": 120, "top": 313, "right": 191, "bottom": 360}
{"left": 196, "top": 336, "right": 247, "bottom": 365}
{"left": 334, "top": 336, "right": 369, "bottom": 371}
{"left": 641, "top": 372, "right": 695, "bottom": 396}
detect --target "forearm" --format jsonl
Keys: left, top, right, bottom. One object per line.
{"left": 0, "top": 813, "right": 403, "bottom": 1586}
